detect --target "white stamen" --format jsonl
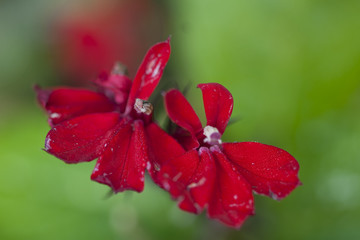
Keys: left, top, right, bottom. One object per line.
{"left": 203, "top": 126, "right": 222, "bottom": 146}
{"left": 134, "top": 98, "right": 153, "bottom": 115}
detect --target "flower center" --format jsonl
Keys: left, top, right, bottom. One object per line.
{"left": 134, "top": 98, "right": 153, "bottom": 115}
{"left": 203, "top": 126, "right": 222, "bottom": 146}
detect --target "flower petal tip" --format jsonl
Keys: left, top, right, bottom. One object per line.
{"left": 33, "top": 84, "right": 41, "bottom": 92}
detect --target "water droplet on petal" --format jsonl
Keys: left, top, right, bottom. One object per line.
{"left": 172, "top": 172, "right": 182, "bottom": 182}
{"left": 146, "top": 162, "right": 151, "bottom": 170}
{"left": 50, "top": 113, "right": 61, "bottom": 119}
{"left": 163, "top": 182, "right": 170, "bottom": 191}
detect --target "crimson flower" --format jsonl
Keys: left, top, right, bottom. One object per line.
{"left": 158, "top": 83, "right": 301, "bottom": 228}
{"left": 53, "top": 0, "right": 167, "bottom": 83}
{"left": 36, "top": 39, "right": 180, "bottom": 193}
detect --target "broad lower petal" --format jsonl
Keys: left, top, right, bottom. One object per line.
{"left": 208, "top": 147, "right": 254, "bottom": 228}
{"left": 198, "top": 83, "right": 233, "bottom": 134}
{"left": 36, "top": 86, "right": 115, "bottom": 126}
{"left": 159, "top": 148, "right": 217, "bottom": 215}
{"left": 178, "top": 192, "right": 198, "bottom": 214}
{"left": 187, "top": 147, "right": 216, "bottom": 211}
{"left": 222, "top": 142, "right": 301, "bottom": 200}
{"left": 164, "top": 89, "right": 202, "bottom": 134}
{"left": 145, "top": 123, "right": 185, "bottom": 183}
{"left": 126, "top": 39, "right": 171, "bottom": 112}
{"left": 91, "top": 120, "right": 148, "bottom": 193}
{"left": 158, "top": 150, "right": 199, "bottom": 200}
{"left": 45, "top": 113, "right": 121, "bottom": 163}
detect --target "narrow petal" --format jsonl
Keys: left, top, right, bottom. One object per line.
{"left": 164, "top": 89, "right": 202, "bottom": 134}
{"left": 45, "top": 113, "right": 121, "bottom": 163}
{"left": 91, "top": 120, "right": 148, "bottom": 193}
{"left": 222, "top": 142, "right": 301, "bottom": 200}
{"left": 187, "top": 147, "right": 216, "bottom": 211}
{"left": 126, "top": 39, "right": 171, "bottom": 113}
{"left": 145, "top": 123, "right": 185, "bottom": 183}
{"left": 198, "top": 83, "right": 233, "bottom": 134}
{"left": 36, "top": 87, "right": 115, "bottom": 126}
{"left": 208, "top": 147, "right": 254, "bottom": 228}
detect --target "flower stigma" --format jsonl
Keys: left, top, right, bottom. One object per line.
{"left": 134, "top": 98, "right": 153, "bottom": 115}
{"left": 203, "top": 126, "right": 222, "bottom": 146}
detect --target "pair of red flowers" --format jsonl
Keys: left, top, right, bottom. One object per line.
{"left": 36, "top": 39, "right": 300, "bottom": 228}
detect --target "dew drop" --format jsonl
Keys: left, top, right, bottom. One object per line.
{"left": 172, "top": 172, "right": 182, "bottom": 182}
{"left": 146, "top": 162, "right": 151, "bottom": 170}
{"left": 151, "top": 63, "right": 161, "bottom": 77}
{"left": 145, "top": 58, "right": 156, "bottom": 75}
{"left": 50, "top": 113, "right": 61, "bottom": 119}
{"left": 163, "top": 182, "right": 170, "bottom": 191}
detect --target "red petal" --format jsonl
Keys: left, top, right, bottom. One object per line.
{"left": 145, "top": 123, "right": 185, "bottom": 183}
{"left": 164, "top": 89, "right": 202, "bottom": 134}
{"left": 95, "top": 72, "right": 132, "bottom": 111}
{"left": 158, "top": 148, "right": 217, "bottom": 214}
{"left": 36, "top": 87, "right": 115, "bottom": 126}
{"left": 178, "top": 192, "right": 198, "bottom": 214}
{"left": 188, "top": 147, "right": 216, "bottom": 211}
{"left": 208, "top": 147, "right": 254, "bottom": 228}
{"left": 45, "top": 113, "right": 121, "bottom": 163}
{"left": 34, "top": 85, "right": 51, "bottom": 108}
{"left": 173, "top": 127, "right": 200, "bottom": 151}
{"left": 222, "top": 142, "right": 301, "bottom": 200}
{"left": 125, "top": 39, "right": 171, "bottom": 113}
{"left": 91, "top": 120, "right": 148, "bottom": 193}
{"left": 198, "top": 83, "right": 233, "bottom": 134}
{"left": 158, "top": 150, "right": 199, "bottom": 201}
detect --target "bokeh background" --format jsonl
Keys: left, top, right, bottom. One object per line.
{"left": 1, "top": 0, "right": 360, "bottom": 239}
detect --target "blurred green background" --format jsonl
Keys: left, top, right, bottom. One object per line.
{"left": 1, "top": 0, "right": 360, "bottom": 239}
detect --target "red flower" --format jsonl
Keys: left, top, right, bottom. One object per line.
{"left": 159, "top": 83, "right": 301, "bottom": 228}
{"left": 36, "top": 39, "right": 180, "bottom": 193}
{"left": 53, "top": 0, "right": 167, "bottom": 83}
